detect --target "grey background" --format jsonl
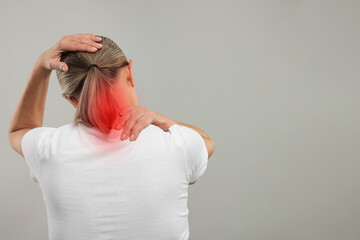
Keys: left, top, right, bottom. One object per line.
{"left": 1, "top": 0, "right": 360, "bottom": 239}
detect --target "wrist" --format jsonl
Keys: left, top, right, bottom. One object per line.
{"left": 36, "top": 52, "right": 51, "bottom": 73}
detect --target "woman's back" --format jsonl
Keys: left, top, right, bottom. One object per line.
{"left": 22, "top": 122, "right": 208, "bottom": 240}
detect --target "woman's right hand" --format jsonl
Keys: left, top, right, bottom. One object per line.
{"left": 117, "top": 106, "right": 176, "bottom": 141}
{"left": 39, "top": 33, "right": 102, "bottom": 72}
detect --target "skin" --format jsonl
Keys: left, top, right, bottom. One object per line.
{"left": 8, "top": 33, "right": 215, "bottom": 185}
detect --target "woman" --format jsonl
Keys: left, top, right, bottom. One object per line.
{"left": 8, "top": 33, "right": 215, "bottom": 240}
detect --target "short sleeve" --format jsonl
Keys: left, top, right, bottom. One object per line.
{"left": 170, "top": 124, "right": 209, "bottom": 183}
{"left": 21, "top": 127, "right": 55, "bottom": 183}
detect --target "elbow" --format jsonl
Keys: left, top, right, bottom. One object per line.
{"left": 210, "top": 139, "right": 215, "bottom": 158}
{"left": 206, "top": 137, "right": 215, "bottom": 159}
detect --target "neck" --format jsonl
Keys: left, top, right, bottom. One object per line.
{"left": 111, "top": 90, "right": 138, "bottom": 129}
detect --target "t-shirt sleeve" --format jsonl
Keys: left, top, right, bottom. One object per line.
{"left": 21, "top": 127, "right": 55, "bottom": 183}
{"left": 170, "top": 124, "right": 209, "bottom": 183}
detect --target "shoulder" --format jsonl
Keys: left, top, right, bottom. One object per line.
{"left": 16, "top": 126, "right": 56, "bottom": 159}
{"left": 166, "top": 124, "right": 205, "bottom": 151}
{"left": 134, "top": 124, "right": 185, "bottom": 148}
{"left": 22, "top": 124, "right": 70, "bottom": 146}
{"left": 138, "top": 123, "right": 174, "bottom": 137}
{"left": 168, "top": 124, "right": 202, "bottom": 142}
{"left": 22, "top": 126, "right": 57, "bottom": 147}
{"left": 21, "top": 124, "right": 73, "bottom": 159}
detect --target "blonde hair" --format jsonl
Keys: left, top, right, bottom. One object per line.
{"left": 55, "top": 35, "right": 129, "bottom": 134}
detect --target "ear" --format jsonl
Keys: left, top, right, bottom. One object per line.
{"left": 128, "top": 59, "right": 134, "bottom": 87}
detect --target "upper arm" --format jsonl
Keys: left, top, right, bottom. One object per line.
{"left": 9, "top": 126, "right": 56, "bottom": 183}
{"left": 176, "top": 125, "right": 210, "bottom": 184}
{"left": 202, "top": 136, "right": 215, "bottom": 159}
{"left": 188, "top": 136, "right": 215, "bottom": 185}
{"left": 8, "top": 128, "right": 33, "bottom": 158}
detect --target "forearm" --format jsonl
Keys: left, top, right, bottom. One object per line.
{"left": 8, "top": 54, "right": 51, "bottom": 133}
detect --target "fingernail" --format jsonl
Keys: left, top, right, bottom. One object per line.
{"left": 96, "top": 36, "right": 102, "bottom": 41}
{"left": 91, "top": 47, "right": 97, "bottom": 51}
{"left": 96, "top": 43, "right": 103, "bottom": 48}
{"left": 130, "top": 134, "right": 135, "bottom": 140}
{"left": 122, "top": 133, "right": 127, "bottom": 139}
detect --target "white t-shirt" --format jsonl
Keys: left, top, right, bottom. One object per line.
{"left": 21, "top": 122, "right": 208, "bottom": 240}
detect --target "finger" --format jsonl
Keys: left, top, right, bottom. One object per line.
{"left": 49, "top": 60, "right": 69, "bottom": 72}
{"left": 58, "top": 39, "right": 98, "bottom": 52}
{"left": 69, "top": 41, "right": 100, "bottom": 52}
{"left": 121, "top": 110, "right": 144, "bottom": 141}
{"left": 119, "top": 105, "right": 133, "bottom": 117}
{"left": 77, "top": 37, "right": 103, "bottom": 49}
{"left": 119, "top": 107, "right": 137, "bottom": 139}
{"left": 74, "top": 33, "right": 102, "bottom": 48}
{"left": 85, "top": 33, "right": 102, "bottom": 42}
{"left": 116, "top": 106, "right": 134, "bottom": 129}
{"left": 121, "top": 109, "right": 142, "bottom": 140}
{"left": 157, "top": 122, "right": 171, "bottom": 132}
{"left": 60, "top": 62, "right": 69, "bottom": 72}
{"left": 128, "top": 109, "right": 155, "bottom": 140}
{"left": 71, "top": 33, "right": 100, "bottom": 42}
{"left": 58, "top": 34, "right": 102, "bottom": 52}
{"left": 117, "top": 112, "right": 131, "bottom": 131}
{"left": 129, "top": 115, "right": 152, "bottom": 141}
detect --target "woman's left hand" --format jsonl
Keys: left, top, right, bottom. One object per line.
{"left": 38, "top": 33, "right": 103, "bottom": 72}
{"left": 117, "top": 105, "right": 176, "bottom": 141}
